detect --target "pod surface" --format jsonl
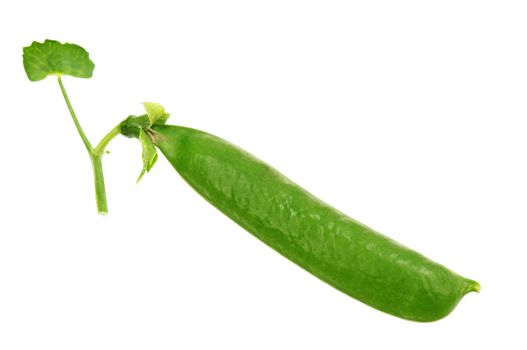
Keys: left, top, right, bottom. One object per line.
{"left": 153, "top": 124, "right": 479, "bottom": 322}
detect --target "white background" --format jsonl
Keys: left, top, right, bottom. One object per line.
{"left": 0, "top": 1, "right": 526, "bottom": 349}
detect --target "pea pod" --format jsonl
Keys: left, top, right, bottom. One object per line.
{"left": 23, "top": 39, "right": 479, "bottom": 323}
{"left": 144, "top": 124, "right": 480, "bottom": 322}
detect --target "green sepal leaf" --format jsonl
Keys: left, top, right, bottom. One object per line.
{"left": 120, "top": 115, "right": 151, "bottom": 139}
{"left": 22, "top": 39, "right": 95, "bottom": 82}
{"left": 137, "top": 129, "right": 158, "bottom": 182}
{"left": 143, "top": 102, "right": 170, "bottom": 126}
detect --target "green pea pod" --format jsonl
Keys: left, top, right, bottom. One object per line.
{"left": 22, "top": 40, "right": 479, "bottom": 322}
{"left": 150, "top": 124, "right": 479, "bottom": 322}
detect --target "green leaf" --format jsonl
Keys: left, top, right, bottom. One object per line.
{"left": 143, "top": 102, "right": 170, "bottom": 126}
{"left": 137, "top": 129, "right": 158, "bottom": 182}
{"left": 22, "top": 39, "right": 95, "bottom": 82}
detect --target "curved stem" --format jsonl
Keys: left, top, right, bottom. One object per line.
{"left": 57, "top": 77, "right": 92, "bottom": 152}
{"left": 94, "top": 124, "right": 121, "bottom": 156}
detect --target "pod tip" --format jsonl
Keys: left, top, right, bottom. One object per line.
{"left": 466, "top": 280, "right": 481, "bottom": 294}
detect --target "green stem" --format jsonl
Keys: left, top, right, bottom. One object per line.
{"left": 57, "top": 76, "right": 122, "bottom": 215}
{"left": 57, "top": 76, "right": 92, "bottom": 152}
{"left": 94, "top": 124, "right": 121, "bottom": 156}
{"left": 91, "top": 125, "right": 122, "bottom": 214}
{"left": 91, "top": 154, "right": 108, "bottom": 214}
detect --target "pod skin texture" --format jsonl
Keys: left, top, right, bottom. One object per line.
{"left": 152, "top": 124, "right": 479, "bottom": 322}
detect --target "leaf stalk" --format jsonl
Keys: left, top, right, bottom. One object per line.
{"left": 57, "top": 77, "right": 93, "bottom": 152}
